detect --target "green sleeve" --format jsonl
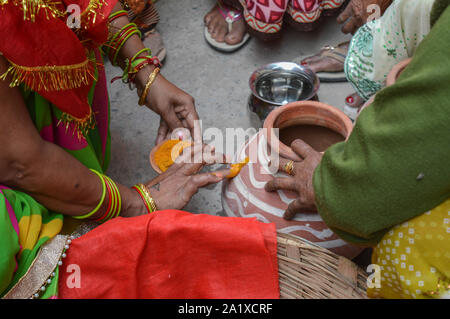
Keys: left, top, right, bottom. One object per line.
{"left": 313, "top": 7, "right": 450, "bottom": 246}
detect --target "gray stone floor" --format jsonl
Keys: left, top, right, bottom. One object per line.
{"left": 106, "top": 0, "right": 354, "bottom": 215}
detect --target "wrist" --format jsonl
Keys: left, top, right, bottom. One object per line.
{"left": 120, "top": 186, "right": 148, "bottom": 217}
{"left": 135, "top": 64, "right": 157, "bottom": 94}
{"left": 132, "top": 183, "right": 159, "bottom": 213}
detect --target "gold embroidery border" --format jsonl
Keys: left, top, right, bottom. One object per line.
{"left": 3, "top": 235, "right": 68, "bottom": 299}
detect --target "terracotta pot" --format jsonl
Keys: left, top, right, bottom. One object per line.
{"left": 358, "top": 58, "right": 413, "bottom": 117}
{"left": 222, "top": 101, "right": 363, "bottom": 259}
{"left": 264, "top": 101, "right": 354, "bottom": 161}
{"left": 386, "top": 58, "right": 412, "bottom": 86}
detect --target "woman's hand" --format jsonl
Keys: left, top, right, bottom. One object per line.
{"left": 137, "top": 70, "right": 201, "bottom": 145}
{"left": 143, "top": 144, "right": 228, "bottom": 211}
{"left": 264, "top": 139, "right": 322, "bottom": 220}
{"left": 337, "top": 0, "right": 392, "bottom": 34}
{"left": 108, "top": 2, "right": 201, "bottom": 145}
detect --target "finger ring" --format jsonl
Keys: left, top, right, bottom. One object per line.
{"left": 284, "top": 160, "right": 294, "bottom": 175}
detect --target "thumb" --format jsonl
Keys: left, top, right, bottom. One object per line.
{"left": 283, "top": 198, "right": 317, "bottom": 220}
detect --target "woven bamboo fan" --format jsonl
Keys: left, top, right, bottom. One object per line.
{"left": 277, "top": 232, "right": 368, "bottom": 299}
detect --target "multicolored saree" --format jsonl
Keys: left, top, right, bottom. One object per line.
{"left": 0, "top": 49, "right": 111, "bottom": 299}
{"left": 0, "top": 0, "right": 114, "bottom": 298}
{"left": 238, "top": 0, "right": 346, "bottom": 34}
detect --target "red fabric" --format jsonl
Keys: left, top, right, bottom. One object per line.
{"left": 59, "top": 210, "right": 279, "bottom": 299}
{"left": 0, "top": 0, "right": 117, "bottom": 120}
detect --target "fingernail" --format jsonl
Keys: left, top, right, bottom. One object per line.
{"left": 211, "top": 172, "right": 223, "bottom": 178}
{"left": 301, "top": 61, "right": 308, "bottom": 66}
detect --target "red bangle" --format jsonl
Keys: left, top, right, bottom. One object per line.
{"left": 132, "top": 185, "right": 152, "bottom": 214}
{"left": 128, "top": 59, "right": 154, "bottom": 83}
{"left": 109, "top": 11, "right": 128, "bottom": 23}
{"left": 95, "top": 175, "right": 112, "bottom": 222}
{"left": 108, "top": 25, "right": 136, "bottom": 61}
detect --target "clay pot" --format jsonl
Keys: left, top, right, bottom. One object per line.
{"left": 358, "top": 58, "right": 413, "bottom": 116}
{"left": 264, "top": 101, "right": 353, "bottom": 161}
{"left": 386, "top": 58, "right": 412, "bottom": 86}
{"left": 222, "top": 101, "right": 363, "bottom": 259}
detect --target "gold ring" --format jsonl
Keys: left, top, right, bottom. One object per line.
{"left": 284, "top": 160, "right": 294, "bottom": 175}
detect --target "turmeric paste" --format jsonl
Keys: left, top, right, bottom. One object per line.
{"left": 154, "top": 139, "right": 192, "bottom": 172}
{"left": 226, "top": 157, "right": 250, "bottom": 178}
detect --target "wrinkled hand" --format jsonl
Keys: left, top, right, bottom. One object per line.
{"left": 264, "top": 139, "right": 323, "bottom": 220}
{"left": 144, "top": 144, "right": 229, "bottom": 210}
{"left": 139, "top": 71, "right": 201, "bottom": 145}
{"left": 337, "top": 0, "right": 392, "bottom": 34}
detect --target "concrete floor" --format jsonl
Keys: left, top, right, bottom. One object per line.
{"left": 106, "top": 0, "right": 354, "bottom": 215}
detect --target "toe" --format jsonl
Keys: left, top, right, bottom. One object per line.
{"left": 204, "top": 5, "right": 219, "bottom": 25}
{"left": 215, "top": 26, "right": 228, "bottom": 42}
{"left": 225, "top": 20, "right": 246, "bottom": 45}
{"left": 345, "top": 93, "right": 364, "bottom": 108}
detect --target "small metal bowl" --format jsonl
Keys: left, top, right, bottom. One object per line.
{"left": 248, "top": 62, "right": 320, "bottom": 127}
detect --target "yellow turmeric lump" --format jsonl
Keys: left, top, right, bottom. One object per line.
{"left": 226, "top": 157, "right": 249, "bottom": 178}
{"left": 154, "top": 139, "right": 192, "bottom": 172}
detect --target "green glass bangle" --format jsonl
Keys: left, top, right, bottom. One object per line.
{"left": 131, "top": 48, "right": 152, "bottom": 63}
{"left": 113, "top": 28, "right": 142, "bottom": 66}
{"left": 106, "top": 23, "right": 138, "bottom": 59}
{"left": 132, "top": 185, "right": 152, "bottom": 214}
{"left": 103, "top": 177, "right": 117, "bottom": 221}
{"left": 109, "top": 9, "right": 128, "bottom": 21}
{"left": 123, "top": 56, "right": 148, "bottom": 82}
{"left": 104, "top": 175, "right": 122, "bottom": 218}
{"left": 73, "top": 169, "right": 106, "bottom": 220}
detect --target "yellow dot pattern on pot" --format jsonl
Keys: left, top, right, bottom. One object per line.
{"left": 368, "top": 199, "right": 450, "bottom": 299}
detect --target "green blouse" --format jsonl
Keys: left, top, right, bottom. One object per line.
{"left": 313, "top": 5, "right": 450, "bottom": 246}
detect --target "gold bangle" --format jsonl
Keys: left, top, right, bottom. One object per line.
{"left": 137, "top": 183, "right": 158, "bottom": 212}
{"left": 138, "top": 67, "right": 160, "bottom": 106}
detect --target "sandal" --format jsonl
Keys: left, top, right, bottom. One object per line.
{"left": 128, "top": 1, "right": 167, "bottom": 62}
{"left": 204, "top": 1, "right": 250, "bottom": 53}
{"left": 293, "top": 41, "right": 349, "bottom": 82}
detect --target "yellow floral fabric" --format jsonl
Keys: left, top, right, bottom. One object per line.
{"left": 368, "top": 199, "right": 450, "bottom": 299}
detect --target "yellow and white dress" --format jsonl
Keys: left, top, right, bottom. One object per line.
{"left": 368, "top": 199, "right": 450, "bottom": 299}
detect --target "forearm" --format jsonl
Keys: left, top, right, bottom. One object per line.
{"left": 108, "top": 2, "right": 159, "bottom": 96}
{"left": 0, "top": 57, "right": 145, "bottom": 219}
{"left": 3, "top": 140, "right": 143, "bottom": 219}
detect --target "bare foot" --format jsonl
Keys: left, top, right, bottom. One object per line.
{"left": 300, "top": 42, "right": 349, "bottom": 73}
{"left": 204, "top": 4, "right": 247, "bottom": 45}
{"left": 345, "top": 93, "right": 365, "bottom": 109}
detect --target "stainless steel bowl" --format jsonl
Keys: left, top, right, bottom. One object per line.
{"left": 248, "top": 62, "right": 320, "bottom": 127}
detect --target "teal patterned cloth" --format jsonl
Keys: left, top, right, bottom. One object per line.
{"left": 345, "top": 0, "right": 435, "bottom": 101}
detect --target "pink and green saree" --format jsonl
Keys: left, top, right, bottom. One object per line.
{"left": 0, "top": 47, "right": 111, "bottom": 299}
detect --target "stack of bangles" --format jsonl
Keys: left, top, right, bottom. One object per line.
{"left": 107, "top": 10, "right": 162, "bottom": 104}
{"left": 73, "top": 169, "right": 122, "bottom": 223}
{"left": 132, "top": 184, "right": 158, "bottom": 214}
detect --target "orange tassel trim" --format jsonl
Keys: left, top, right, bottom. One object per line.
{"left": 0, "top": 0, "right": 66, "bottom": 21}
{"left": 58, "top": 110, "right": 97, "bottom": 139}
{"left": 0, "top": 58, "right": 95, "bottom": 91}
{"left": 79, "top": 0, "right": 107, "bottom": 30}
{"left": 0, "top": 0, "right": 107, "bottom": 25}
